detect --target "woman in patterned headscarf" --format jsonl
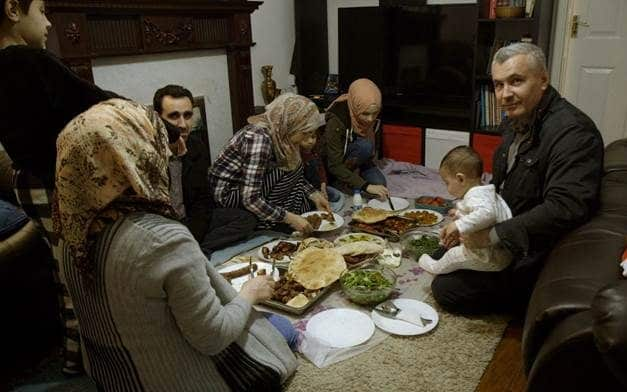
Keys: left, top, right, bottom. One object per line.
{"left": 54, "top": 99, "right": 298, "bottom": 391}
{"left": 209, "top": 93, "right": 330, "bottom": 234}
{"left": 322, "top": 78, "right": 389, "bottom": 199}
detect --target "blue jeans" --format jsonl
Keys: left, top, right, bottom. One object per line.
{"left": 265, "top": 313, "right": 298, "bottom": 351}
{"left": 345, "top": 136, "right": 386, "bottom": 186}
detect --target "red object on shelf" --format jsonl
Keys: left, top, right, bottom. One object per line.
{"left": 382, "top": 124, "right": 423, "bottom": 164}
{"left": 472, "top": 133, "right": 502, "bottom": 173}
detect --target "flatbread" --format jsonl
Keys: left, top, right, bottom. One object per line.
{"left": 335, "top": 242, "right": 384, "bottom": 256}
{"left": 289, "top": 248, "right": 346, "bottom": 290}
{"left": 296, "top": 237, "right": 334, "bottom": 252}
{"left": 352, "top": 207, "right": 393, "bottom": 224}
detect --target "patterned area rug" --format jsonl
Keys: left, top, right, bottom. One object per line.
{"left": 285, "top": 296, "right": 509, "bottom": 392}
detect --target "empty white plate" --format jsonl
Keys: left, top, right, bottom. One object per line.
{"left": 367, "top": 197, "right": 409, "bottom": 212}
{"left": 371, "top": 298, "right": 439, "bottom": 336}
{"left": 306, "top": 308, "right": 375, "bottom": 348}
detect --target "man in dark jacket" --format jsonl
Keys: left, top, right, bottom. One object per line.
{"left": 431, "top": 43, "right": 604, "bottom": 314}
{"left": 153, "top": 85, "right": 256, "bottom": 258}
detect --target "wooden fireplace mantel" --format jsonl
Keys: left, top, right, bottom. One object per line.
{"left": 47, "top": 0, "right": 263, "bottom": 130}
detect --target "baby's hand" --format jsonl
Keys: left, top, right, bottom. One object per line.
{"left": 447, "top": 208, "right": 458, "bottom": 218}
{"left": 440, "top": 222, "right": 460, "bottom": 248}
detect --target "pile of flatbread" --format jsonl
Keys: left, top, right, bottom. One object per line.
{"left": 289, "top": 248, "right": 347, "bottom": 290}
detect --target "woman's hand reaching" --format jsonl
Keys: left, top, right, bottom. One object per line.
{"left": 239, "top": 275, "right": 275, "bottom": 304}
{"left": 310, "top": 191, "right": 331, "bottom": 213}
{"left": 366, "top": 184, "right": 389, "bottom": 200}
{"left": 284, "top": 211, "right": 313, "bottom": 234}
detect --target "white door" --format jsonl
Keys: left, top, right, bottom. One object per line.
{"left": 561, "top": 0, "right": 627, "bottom": 145}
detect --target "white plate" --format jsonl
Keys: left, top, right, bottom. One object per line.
{"left": 306, "top": 308, "right": 375, "bottom": 348}
{"left": 371, "top": 298, "right": 439, "bottom": 336}
{"left": 377, "top": 248, "right": 402, "bottom": 267}
{"left": 400, "top": 208, "right": 444, "bottom": 226}
{"left": 367, "top": 197, "right": 409, "bottom": 212}
{"left": 333, "top": 232, "right": 387, "bottom": 247}
{"left": 218, "top": 262, "right": 280, "bottom": 292}
{"left": 257, "top": 239, "right": 300, "bottom": 265}
{"left": 301, "top": 211, "right": 344, "bottom": 232}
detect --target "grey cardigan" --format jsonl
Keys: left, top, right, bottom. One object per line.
{"left": 61, "top": 212, "right": 297, "bottom": 391}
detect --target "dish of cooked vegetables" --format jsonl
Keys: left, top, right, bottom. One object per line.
{"left": 340, "top": 267, "right": 396, "bottom": 305}
{"left": 401, "top": 209, "right": 443, "bottom": 226}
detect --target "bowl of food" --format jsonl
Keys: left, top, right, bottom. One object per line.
{"left": 401, "top": 231, "right": 441, "bottom": 261}
{"left": 414, "top": 196, "right": 453, "bottom": 215}
{"left": 340, "top": 266, "right": 396, "bottom": 305}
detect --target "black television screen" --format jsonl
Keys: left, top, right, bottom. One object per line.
{"left": 339, "top": 4, "right": 475, "bottom": 106}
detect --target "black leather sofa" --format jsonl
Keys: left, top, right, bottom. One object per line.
{"left": 523, "top": 138, "right": 627, "bottom": 391}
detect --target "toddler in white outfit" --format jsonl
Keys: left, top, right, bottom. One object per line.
{"left": 419, "top": 146, "right": 512, "bottom": 275}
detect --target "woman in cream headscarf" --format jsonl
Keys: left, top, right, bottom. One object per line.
{"left": 209, "top": 93, "right": 330, "bottom": 234}
{"left": 54, "top": 99, "right": 298, "bottom": 391}
{"left": 322, "top": 78, "right": 389, "bottom": 199}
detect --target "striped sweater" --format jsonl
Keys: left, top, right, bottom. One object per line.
{"left": 61, "top": 213, "right": 297, "bottom": 391}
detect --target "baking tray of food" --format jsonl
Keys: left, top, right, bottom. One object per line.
{"left": 263, "top": 280, "right": 337, "bottom": 315}
{"left": 349, "top": 216, "right": 420, "bottom": 242}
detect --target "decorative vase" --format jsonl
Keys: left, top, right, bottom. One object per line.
{"left": 261, "top": 65, "right": 281, "bottom": 104}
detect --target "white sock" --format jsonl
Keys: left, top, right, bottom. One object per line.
{"left": 419, "top": 254, "right": 442, "bottom": 274}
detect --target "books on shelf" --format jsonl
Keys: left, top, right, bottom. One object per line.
{"left": 525, "top": 0, "right": 536, "bottom": 17}
{"left": 476, "top": 85, "right": 505, "bottom": 129}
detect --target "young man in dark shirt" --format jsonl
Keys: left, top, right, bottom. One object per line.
{"left": 0, "top": 0, "right": 117, "bottom": 375}
{"left": 153, "top": 85, "right": 256, "bottom": 259}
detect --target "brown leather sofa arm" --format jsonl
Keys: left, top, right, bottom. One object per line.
{"left": 526, "top": 310, "right": 626, "bottom": 391}
{"left": 522, "top": 225, "right": 626, "bottom": 372}
{"left": 592, "top": 280, "right": 627, "bottom": 389}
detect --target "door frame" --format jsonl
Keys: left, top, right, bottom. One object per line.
{"left": 549, "top": 0, "right": 575, "bottom": 92}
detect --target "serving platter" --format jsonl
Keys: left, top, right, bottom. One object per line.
{"left": 262, "top": 282, "right": 337, "bottom": 315}
{"left": 349, "top": 215, "right": 420, "bottom": 242}
{"left": 333, "top": 232, "right": 387, "bottom": 247}
{"left": 257, "top": 239, "right": 300, "bottom": 267}
{"left": 399, "top": 209, "right": 444, "bottom": 226}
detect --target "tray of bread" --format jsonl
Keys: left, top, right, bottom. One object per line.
{"left": 266, "top": 247, "right": 346, "bottom": 314}
{"left": 220, "top": 235, "right": 386, "bottom": 314}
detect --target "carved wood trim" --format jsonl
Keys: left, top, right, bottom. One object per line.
{"left": 47, "top": 0, "right": 262, "bottom": 131}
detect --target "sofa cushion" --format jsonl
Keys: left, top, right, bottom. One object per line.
{"left": 592, "top": 281, "right": 627, "bottom": 388}
{"left": 0, "top": 199, "right": 28, "bottom": 240}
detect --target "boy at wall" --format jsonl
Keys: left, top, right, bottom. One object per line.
{"left": 0, "top": 0, "right": 118, "bottom": 375}
{"left": 419, "top": 146, "right": 513, "bottom": 275}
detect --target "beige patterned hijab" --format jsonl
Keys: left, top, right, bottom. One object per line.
{"left": 54, "top": 99, "right": 177, "bottom": 276}
{"left": 328, "top": 78, "right": 382, "bottom": 138}
{"left": 247, "top": 93, "right": 325, "bottom": 171}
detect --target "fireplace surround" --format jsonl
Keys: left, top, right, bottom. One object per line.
{"left": 46, "top": 0, "right": 262, "bottom": 131}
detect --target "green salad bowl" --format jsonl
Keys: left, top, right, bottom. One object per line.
{"left": 340, "top": 266, "right": 396, "bottom": 306}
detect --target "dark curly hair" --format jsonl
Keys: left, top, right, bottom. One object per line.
{"left": 152, "top": 84, "right": 193, "bottom": 115}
